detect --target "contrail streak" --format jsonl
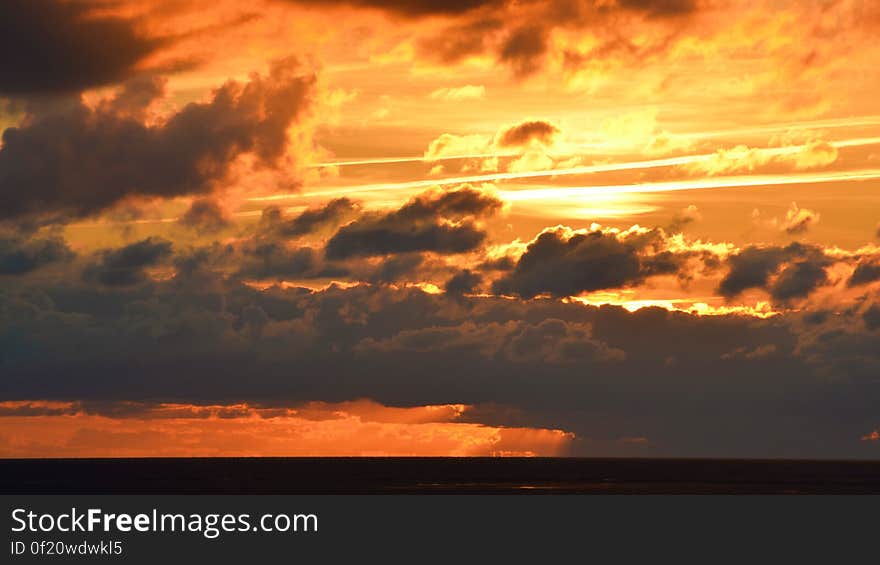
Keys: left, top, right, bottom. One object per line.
{"left": 500, "top": 169, "right": 880, "bottom": 201}
{"left": 251, "top": 136, "right": 880, "bottom": 202}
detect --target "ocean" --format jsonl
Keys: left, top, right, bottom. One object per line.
{"left": 2, "top": 457, "right": 880, "bottom": 494}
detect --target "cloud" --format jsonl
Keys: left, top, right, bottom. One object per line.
{"left": 423, "top": 119, "right": 562, "bottom": 168}
{"left": 0, "top": 233, "right": 74, "bottom": 275}
{"left": 791, "top": 140, "right": 838, "bottom": 169}
{"left": 281, "top": 0, "right": 500, "bottom": 18}
{"left": 770, "top": 260, "right": 828, "bottom": 302}
{"left": 366, "top": 254, "right": 425, "bottom": 283}
{"left": 780, "top": 202, "right": 820, "bottom": 235}
{"left": 358, "top": 318, "right": 625, "bottom": 365}
{"left": 495, "top": 120, "right": 559, "bottom": 148}
{"left": 617, "top": 0, "right": 697, "bottom": 18}
{"left": 685, "top": 142, "right": 838, "bottom": 177}
{"left": 180, "top": 199, "right": 231, "bottom": 234}
{"left": 258, "top": 198, "right": 361, "bottom": 239}
{"left": 864, "top": 304, "right": 880, "bottom": 331}
{"left": 8, "top": 279, "right": 880, "bottom": 457}
{"left": 499, "top": 25, "right": 550, "bottom": 76}
{"left": 429, "top": 85, "right": 486, "bottom": 101}
{"left": 0, "top": 0, "right": 165, "bottom": 96}
{"left": 445, "top": 269, "right": 483, "bottom": 295}
{"left": 492, "top": 226, "right": 691, "bottom": 298}
{"left": 82, "top": 237, "right": 173, "bottom": 287}
{"left": 424, "top": 133, "right": 492, "bottom": 159}
{"left": 717, "top": 242, "right": 831, "bottom": 300}
{"left": 413, "top": 0, "right": 701, "bottom": 76}
{"left": 0, "top": 58, "right": 315, "bottom": 223}
{"left": 236, "top": 244, "right": 324, "bottom": 281}
{"left": 721, "top": 344, "right": 777, "bottom": 360}
{"left": 325, "top": 185, "right": 502, "bottom": 258}
{"left": 849, "top": 258, "right": 880, "bottom": 287}
{"left": 667, "top": 204, "right": 702, "bottom": 232}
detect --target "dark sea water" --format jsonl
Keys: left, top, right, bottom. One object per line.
{"left": 2, "top": 457, "right": 880, "bottom": 494}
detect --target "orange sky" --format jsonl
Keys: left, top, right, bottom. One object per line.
{"left": 2, "top": 0, "right": 880, "bottom": 458}
{"left": 0, "top": 400, "right": 573, "bottom": 457}
{"left": 37, "top": 0, "right": 880, "bottom": 312}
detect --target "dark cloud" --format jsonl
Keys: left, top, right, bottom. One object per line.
{"left": 717, "top": 243, "right": 830, "bottom": 300}
{"left": 82, "top": 237, "right": 173, "bottom": 287}
{"left": 413, "top": 0, "right": 700, "bottom": 75}
{"left": 0, "top": 0, "right": 165, "bottom": 96}
{"left": 327, "top": 223, "right": 486, "bottom": 259}
{"left": 366, "top": 254, "right": 425, "bottom": 284}
{"left": 498, "top": 26, "right": 549, "bottom": 76}
{"left": 445, "top": 269, "right": 482, "bottom": 295}
{"left": 864, "top": 305, "right": 880, "bottom": 332}
{"left": 236, "top": 244, "right": 329, "bottom": 281}
{"left": 769, "top": 260, "right": 829, "bottom": 302}
{"left": 172, "top": 242, "right": 236, "bottom": 281}
{"left": 325, "top": 186, "right": 501, "bottom": 259}
{"left": 617, "top": 0, "right": 697, "bottom": 18}
{"left": 358, "top": 317, "right": 625, "bottom": 365}
{"left": 0, "top": 58, "right": 315, "bottom": 223}
{"left": 477, "top": 255, "right": 516, "bottom": 272}
{"left": 0, "top": 233, "right": 74, "bottom": 275}
{"left": 849, "top": 258, "right": 880, "bottom": 287}
{"left": 284, "top": 0, "right": 500, "bottom": 17}
{"left": 492, "top": 227, "right": 683, "bottom": 298}
{"left": 496, "top": 119, "right": 560, "bottom": 148}
{"left": 5, "top": 279, "right": 880, "bottom": 458}
{"left": 180, "top": 199, "right": 231, "bottom": 234}
{"left": 417, "top": 17, "right": 503, "bottom": 64}
{"left": 102, "top": 74, "right": 167, "bottom": 120}
{"left": 284, "top": 0, "right": 698, "bottom": 20}
{"left": 259, "top": 198, "right": 360, "bottom": 239}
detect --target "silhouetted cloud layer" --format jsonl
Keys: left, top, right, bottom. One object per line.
{"left": 3, "top": 276, "right": 880, "bottom": 457}
{"left": 0, "top": 0, "right": 165, "bottom": 96}
{"left": 0, "top": 58, "right": 315, "bottom": 223}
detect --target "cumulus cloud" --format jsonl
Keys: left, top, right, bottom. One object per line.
{"left": 717, "top": 242, "right": 831, "bottom": 301}
{"left": 0, "top": 232, "right": 74, "bottom": 276}
{"left": 180, "top": 199, "right": 232, "bottom": 234}
{"left": 82, "top": 237, "right": 173, "bottom": 287}
{"left": 848, "top": 258, "right": 880, "bottom": 287}
{"left": 0, "top": 58, "right": 315, "bottom": 223}
{"left": 325, "top": 185, "right": 502, "bottom": 258}
{"left": 492, "top": 226, "right": 693, "bottom": 298}
{"left": 780, "top": 202, "right": 820, "bottom": 235}
{"left": 495, "top": 120, "right": 560, "bottom": 148}
{"left": 258, "top": 198, "right": 361, "bottom": 239}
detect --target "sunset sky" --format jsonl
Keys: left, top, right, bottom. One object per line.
{"left": 2, "top": 0, "right": 880, "bottom": 458}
